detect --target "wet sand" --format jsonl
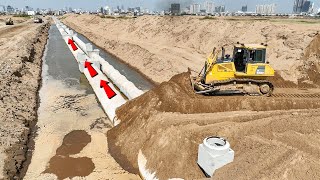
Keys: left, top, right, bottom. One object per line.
{"left": 44, "top": 130, "right": 95, "bottom": 179}
{"left": 24, "top": 23, "right": 139, "bottom": 180}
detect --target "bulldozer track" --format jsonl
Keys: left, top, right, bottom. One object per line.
{"left": 213, "top": 78, "right": 272, "bottom": 85}
{"left": 272, "top": 93, "right": 320, "bottom": 98}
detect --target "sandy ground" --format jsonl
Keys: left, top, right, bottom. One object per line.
{"left": 24, "top": 22, "right": 140, "bottom": 180}
{"left": 62, "top": 14, "right": 320, "bottom": 85}
{"left": 1, "top": 13, "right": 318, "bottom": 180}
{"left": 0, "top": 15, "right": 30, "bottom": 29}
{"left": 60, "top": 14, "right": 320, "bottom": 179}
{"left": 108, "top": 72, "right": 320, "bottom": 179}
{"left": 24, "top": 79, "right": 139, "bottom": 180}
{"left": 0, "top": 17, "right": 49, "bottom": 179}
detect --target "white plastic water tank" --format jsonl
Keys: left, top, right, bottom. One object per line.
{"left": 197, "top": 136, "right": 234, "bottom": 177}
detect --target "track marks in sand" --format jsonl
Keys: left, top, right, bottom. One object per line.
{"left": 0, "top": 23, "right": 33, "bottom": 38}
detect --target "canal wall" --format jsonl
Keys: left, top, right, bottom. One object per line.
{"left": 53, "top": 17, "right": 144, "bottom": 125}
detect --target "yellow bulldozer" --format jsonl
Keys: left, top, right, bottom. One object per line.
{"left": 192, "top": 43, "right": 275, "bottom": 96}
{"left": 5, "top": 18, "right": 14, "bottom": 25}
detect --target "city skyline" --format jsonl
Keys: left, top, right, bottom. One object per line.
{"left": 0, "top": 0, "right": 320, "bottom": 13}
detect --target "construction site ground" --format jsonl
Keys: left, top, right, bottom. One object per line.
{"left": 0, "top": 15, "right": 49, "bottom": 179}
{"left": 0, "top": 16, "right": 139, "bottom": 180}
{"left": 0, "top": 14, "right": 319, "bottom": 180}
{"left": 62, "top": 15, "right": 320, "bottom": 179}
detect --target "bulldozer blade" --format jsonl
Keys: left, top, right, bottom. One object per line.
{"left": 195, "top": 88, "right": 220, "bottom": 94}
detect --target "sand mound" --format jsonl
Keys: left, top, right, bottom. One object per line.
{"left": 298, "top": 34, "right": 320, "bottom": 86}
{"left": 108, "top": 72, "right": 320, "bottom": 179}
{"left": 62, "top": 15, "right": 320, "bottom": 84}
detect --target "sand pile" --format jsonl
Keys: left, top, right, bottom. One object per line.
{"left": 108, "top": 72, "right": 320, "bottom": 179}
{"left": 60, "top": 14, "right": 320, "bottom": 179}
{"left": 62, "top": 14, "right": 320, "bottom": 84}
{"left": 298, "top": 33, "right": 320, "bottom": 86}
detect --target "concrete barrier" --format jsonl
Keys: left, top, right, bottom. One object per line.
{"left": 54, "top": 17, "right": 144, "bottom": 101}
{"left": 83, "top": 63, "right": 127, "bottom": 123}
{"left": 53, "top": 17, "right": 130, "bottom": 124}
{"left": 92, "top": 54, "right": 144, "bottom": 99}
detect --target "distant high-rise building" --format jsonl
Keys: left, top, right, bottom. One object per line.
{"left": 204, "top": 1, "right": 214, "bottom": 14}
{"left": 0, "top": 5, "right": 5, "bottom": 12}
{"left": 190, "top": 4, "right": 201, "bottom": 14}
{"left": 293, "top": 0, "right": 313, "bottom": 13}
{"left": 256, "top": 4, "right": 276, "bottom": 14}
{"left": 215, "top": 5, "right": 225, "bottom": 13}
{"left": 171, "top": 3, "right": 180, "bottom": 15}
{"left": 25, "top": 6, "right": 32, "bottom": 11}
{"left": 302, "top": 1, "right": 311, "bottom": 12}
{"left": 6, "top": 5, "right": 14, "bottom": 13}
{"left": 241, "top": 5, "right": 248, "bottom": 12}
{"left": 293, "top": 0, "right": 304, "bottom": 13}
{"left": 128, "top": 8, "right": 134, "bottom": 12}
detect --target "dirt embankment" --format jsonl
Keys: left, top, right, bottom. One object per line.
{"left": 60, "top": 14, "right": 320, "bottom": 179}
{"left": 298, "top": 33, "right": 320, "bottom": 86}
{"left": 0, "top": 20, "right": 50, "bottom": 179}
{"left": 62, "top": 14, "right": 320, "bottom": 85}
{"left": 0, "top": 15, "right": 30, "bottom": 28}
{"left": 108, "top": 72, "right": 320, "bottom": 179}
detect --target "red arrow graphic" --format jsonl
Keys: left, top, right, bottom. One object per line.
{"left": 84, "top": 61, "right": 98, "bottom": 78}
{"left": 68, "top": 38, "right": 78, "bottom": 51}
{"left": 100, "top": 80, "right": 117, "bottom": 99}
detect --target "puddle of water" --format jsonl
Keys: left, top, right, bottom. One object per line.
{"left": 74, "top": 30, "right": 155, "bottom": 91}
{"left": 56, "top": 130, "right": 91, "bottom": 155}
{"left": 44, "top": 130, "right": 94, "bottom": 179}
{"left": 44, "top": 156, "right": 95, "bottom": 180}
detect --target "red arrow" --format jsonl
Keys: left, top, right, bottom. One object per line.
{"left": 100, "top": 80, "right": 117, "bottom": 99}
{"left": 68, "top": 38, "right": 78, "bottom": 51}
{"left": 84, "top": 61, "right": 98, "bottom": 78}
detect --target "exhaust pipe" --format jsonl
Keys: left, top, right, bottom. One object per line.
{"left": 221, "top": 47, "right": 225, "bottom": 60}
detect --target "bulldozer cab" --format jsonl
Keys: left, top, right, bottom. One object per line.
{"left": 233, "top": 44, "right": 267, "bottom": 72}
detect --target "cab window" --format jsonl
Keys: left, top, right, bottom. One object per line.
{"left": 249, "top": 49, "right": 265, "bottom": 63}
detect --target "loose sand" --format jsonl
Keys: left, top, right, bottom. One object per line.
{"left": 24, "top": 78, "right": 139, "bottom": 180}
{"left": 0, "top": 17, "right": 49, "bottom": 179}
{"left": 60, "top": 14, "right": 320, "bottom": 179}
{"left": 62, "top": 14, "right": 320, "bottom": 85}
{"left": 108, "top": 72, "right": 320, "bottom": 179}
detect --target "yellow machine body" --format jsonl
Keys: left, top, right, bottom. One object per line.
{"left": 204, "top": 44, "right": 275, "bottom": 84}
{"left": 205, "top": 62, "right": 275, "bottom": 83}
{"left": 193, "top": 43, "right": 275, "bottom": 96}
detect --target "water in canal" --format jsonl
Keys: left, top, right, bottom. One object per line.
{"left": 24, "top": 24, "right": 133, "bottom": 179}
{"left": 44, "top": 24, "right": 93, "bottom": 93}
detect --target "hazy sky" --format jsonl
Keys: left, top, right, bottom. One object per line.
{"left": 1, "top": 0, "right": 320, "bottom": 13}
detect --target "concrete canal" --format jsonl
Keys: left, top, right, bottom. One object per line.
{"left": 75, "top": 31, "right": 154, "bottom": 91}
{"left": 23, "top": 24, "right": 140, "bottom": 179}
